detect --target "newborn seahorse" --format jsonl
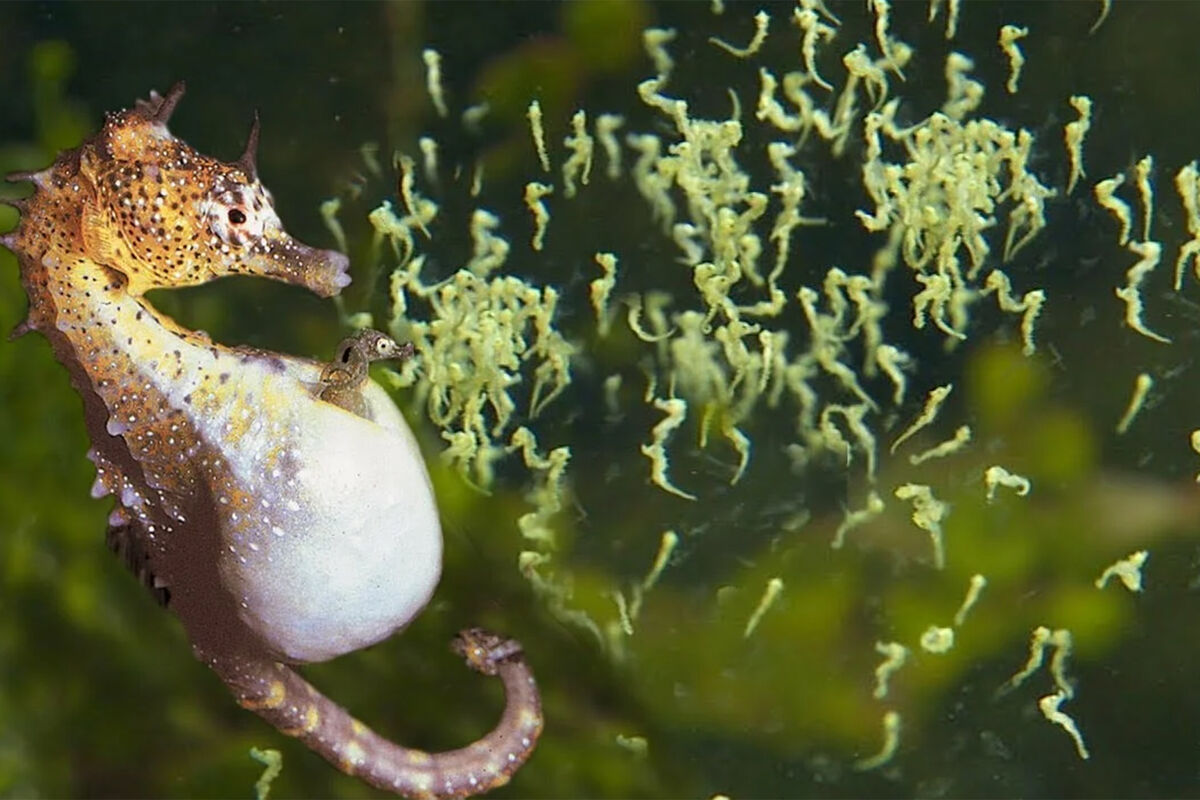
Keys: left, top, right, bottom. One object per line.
{"left": 319, "top": 329, "right": 415, "bottom": 420}
{"left": 1, "top": 83, "right": 541, "bottom": 798}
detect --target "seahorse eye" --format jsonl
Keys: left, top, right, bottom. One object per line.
{"left": 228, "top": 208, "right": 247, "bottom": 225}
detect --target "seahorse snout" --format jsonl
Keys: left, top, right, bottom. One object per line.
{"left": 255, "top": 238, "right": 351, "bottom": 297}
{"left": 312, "top": 247, "right": 352, "bottom": 296}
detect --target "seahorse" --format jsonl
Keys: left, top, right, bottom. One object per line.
{"left": 0, "top": 82, "right": 541, "bottom": 799}
{"left": 318, "top": 328, "right": 415, "bottom": 420}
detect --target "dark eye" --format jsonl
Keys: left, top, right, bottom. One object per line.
{"left": 228, "top": 208, "right": 247, "bottom": 224}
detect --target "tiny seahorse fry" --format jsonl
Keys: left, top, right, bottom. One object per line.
{"left": 1, "top": 83, "right": 541, "bottom": 799}
{"left": 318, "top": 329, "right": 415, "bottom": 420}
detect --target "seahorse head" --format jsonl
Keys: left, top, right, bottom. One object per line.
{"left": 71, "top": 82, "right": 350, "bottom": 297}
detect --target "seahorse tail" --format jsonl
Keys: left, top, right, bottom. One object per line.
{"left": 206, "top": 630, "right": 542, "bottom": 799}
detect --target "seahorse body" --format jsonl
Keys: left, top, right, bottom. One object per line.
{"left": 2, "top": 83, "right": 541, "bottom": 798}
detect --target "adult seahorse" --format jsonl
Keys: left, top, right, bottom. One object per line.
{"left": 1, "top": 82, "right": 541, "bottom": 798}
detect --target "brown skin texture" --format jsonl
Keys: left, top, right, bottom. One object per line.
{"left": 318, "top": 330, "right": 416, "bottom": 420}
{"left": 2, "top": 83, "right": 541, "bottom": 798}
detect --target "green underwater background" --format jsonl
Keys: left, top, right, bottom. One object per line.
{"left": 4, "top": 1, "right": 1200, "bottom": 797}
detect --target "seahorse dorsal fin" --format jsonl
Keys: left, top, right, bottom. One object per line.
{"left": 234, "top": 111, "right": 260, "bottom": 180}
{"left": 135, "top": 81, "right": 187, "bottom": 126}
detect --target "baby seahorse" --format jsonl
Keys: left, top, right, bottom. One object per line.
{"left": 319, "top": 329, "right": 415, "bottom": 420}
{"left": 0, "top": 82, "right": 541, "bottom": 798}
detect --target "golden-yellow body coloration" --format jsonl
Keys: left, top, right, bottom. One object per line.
{"left": 1, "top": 83, "right": 541, "bottom": 799}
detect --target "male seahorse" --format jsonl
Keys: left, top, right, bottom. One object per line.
{"left": 0, "top": 83, "right": 541, "bottom": 798}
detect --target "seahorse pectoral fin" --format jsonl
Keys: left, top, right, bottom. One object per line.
{"left": 207, "top": 629, "right": 542, "bottom": 799}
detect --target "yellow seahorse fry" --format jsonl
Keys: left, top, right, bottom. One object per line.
{"left": 527, "top": 100, "right": 550, "bottom": 173}
{"left": 1115, "top": 240, "right": 1170, "bottom": 343}
{"left": 1095, "top": 550, "right": 1148, "bottom": 592}
{"left": 614, "top": 735, "right": 648, "bottom": 757}
{"left": 1039, "top": 690, "right": 1090, "bottom": 760}
{"left": 319, "top": 197, "right": 347, "bottom": 254}
{"left": 1090, "top": 0, "right": 1112, "bottom": 34}
{"left": 643, "top": 27, "right": 677, "bottom": 79}
{"left": 919, "top": 625, "right": 955, "bottom": 654}
{"left": 823, "top": 403, "right": 878, "bottom": 482}
{"left": 590, "top": 253, "right": 618, "bottom": 336}
{"left": 984, "top": 270, "right": 1045, "bottom": 356}
{"left": 998, "top": 626, "right": 1051, "bottom": 697}
{"left": 855, "top": 711, "right": 901, "bottom": 771}
{"left": 999, "top": 25, "right": 1028, "bottom": 94}
{"left": 461, "top": 102, "right": 489, "bottom": 134}
{"left": 928, "top": 0, "right": 963, "bottom": 39}
{"left": 793, "top": 5, "right": 836, "bottom": 90}
{"left": 523, "top": 182, "right": 554, "bottom": 252}
{"left": 869, "top": 0, "right": 902, "bottom": 79}
{"left": 709, "top": 10, "right": 770, "bottom": 58}
{"left": 396, "top": 154, "right": 431, "bottom": 239}
{"left": 743, "top": 577, "right": 783, "bottom": 638}
{"left": 359, "top": 141, "right": 383, "bottom": 178}
{"left": 908, "top": 425, "right": 971, "bottom": 465}
{"left": 1135, "top": 154, "right": 1155, "bottom": 241}
{"left": 465, "top": 210, "right": 510, "bottom": 278}
{"left": 890, "top": 384, "right": 953, "bottom": 454}
{"left": 875, "top": 345, "right": 912, "bottom": 405}
{"left": 953, "top": 574, "right": 988, "bottom": 626}
{"left": 641, "top": 396, "right": 696, "bottom": 501}
{"left": 595, "top": 114, "right": 625, "bottom": 180}
{"left": 626, "top": 300, "right": 675, "bottom": 343}
{"left": 984, "top": 466, "right": 1031, "bottom": 503}
{"left": 999, "top": 626, "right": 1075, "bottom": 697}
{"left": 894, "top": 484, "right": 948, "bottom": 569}
{"left": 872, "top": 642, "right": 908, "bottom": 699}
{"left": 626, "top": 529, "right": 680, "bottom": 624}
{"left": 611, "top": 590, "right": 634, "bottom": 636}
{"left": 250, "top": 747, "right": 283, "bottom": 800}
{"left": 1115, "top": 373, "right": 1153, "bottom": 434}
{"left": 1095, "top": 173, "right": 1132, "bottom": 246}
{"left": 1064, "top": 96, "right": 1092, "bottom": 194}
{"left": 643, "top": 531, "right": 678, "bottom": 593}
{"left": 1174, "top": 161, "right": 1200, "bottom": 290}
{"left": 422, "top": 48, "right": 448, "bottom": 118}
{"left": 470, "top": 161, "right": 484, "bottom": 198}
{"left": 417, "top": 137, "right": 438, "bottom": 185}
{"left": 831, "top": 491, "right": 885, "bottom": 549}
{"left": 562, "top": 110, "right": 594, "bottom": 198}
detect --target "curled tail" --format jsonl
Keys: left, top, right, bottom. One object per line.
{"left": 207, "top": 629, "right": 542, "bottom": 799}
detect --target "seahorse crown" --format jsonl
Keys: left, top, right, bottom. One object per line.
{"left": 7, "top": 81, "right": 349, "bottom": 308}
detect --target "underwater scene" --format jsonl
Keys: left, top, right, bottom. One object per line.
{"left": 2, "top": 1, "right": 1200, "bottom": 797}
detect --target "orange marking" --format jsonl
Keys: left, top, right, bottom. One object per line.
{"left": 240, "top": 680, "right": 286, "bottom": 710}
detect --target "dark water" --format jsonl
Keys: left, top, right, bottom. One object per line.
{"left": 3, "top": 2, "right": 1200, "bottom": 798}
